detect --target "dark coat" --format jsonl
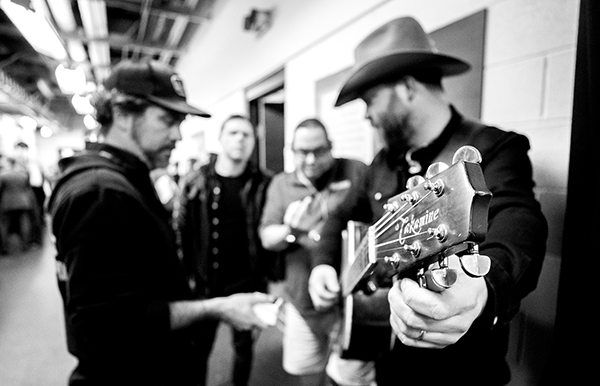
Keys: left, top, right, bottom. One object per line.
{"left": 48, "top": 143, "right": 198, "bottom": 385}
{"left": 176, "top": 154, "right": 277, "bottom": 298}
{"left": 314, "top": 107, "right": 548, "bottom": 385}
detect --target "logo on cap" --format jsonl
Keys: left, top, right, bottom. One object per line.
{"left": 170, "top": 74, "right": 186, "bottom": 98}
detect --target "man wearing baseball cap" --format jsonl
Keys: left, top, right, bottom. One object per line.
{"left": 308, "top": 17, "right": 547, "bottom": 385}
{"left": 48, "top": 59, "right": 274, "bottom": 385}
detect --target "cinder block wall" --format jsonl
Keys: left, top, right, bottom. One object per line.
{"left": 482, "top": 1, "right": 579, "bottom": 384}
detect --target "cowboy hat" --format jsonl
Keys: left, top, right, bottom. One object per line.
{"left": 335, "top": 16, "right": 470, "bottom": 107}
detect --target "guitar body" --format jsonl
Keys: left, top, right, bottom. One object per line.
{"left": 340, "top": 288, "right": 391, "bottom": 360}
{"left": 339, "top": 221, "right": 393, "bottom": 360}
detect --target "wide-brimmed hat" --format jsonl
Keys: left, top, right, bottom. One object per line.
{"left": 103, "top": 59, "right": 211, "bottom": 117}
{"left": 335, "top": 16, "right": 471, "bottom": 107}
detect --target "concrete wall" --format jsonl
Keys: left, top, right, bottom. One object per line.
{"left": 180, "top": 0, "right": 578, "bottom": 384}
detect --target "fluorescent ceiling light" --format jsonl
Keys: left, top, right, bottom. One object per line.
{"left": 71, "top": 94, "right": 94, "bottom": 115}
{"left": 83, "top": 114, "right": 100, "bottom": 130}
{"left": 77, "top": 0, "right": 108, "bottom": 38}
{"left": 0, "top": 0, "right": 67, "bottom": 61}
{"left": 18, "top": 115, "right": 37, "bottom": 131}
{"left": 67, "top": 41, "right": 88, "bottom": 63}
{"left": 39, "top": 125, "right": 53, "bottom": 138}
{"left": 36, "top": 79, "right": 54, "bottom": 99}
{"left": 55, "top": 64, "right": 86, "bottom": 94}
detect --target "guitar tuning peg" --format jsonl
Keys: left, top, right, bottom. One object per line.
{"left": 406, "top": 175, "right": 425, "bottom": 189}
{"left": 459, "top": 253, "right": 491, "bottom": 277}
{"left": 419, "top": 267, "right": 458, "bottom": 292}
{"left": 425, "top": 161, "right": 448, "bottom": 179}
{"left": 452, "top": 145, "right": 482, "bottom": 164}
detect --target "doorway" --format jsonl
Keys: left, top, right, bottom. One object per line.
{"left": 247, "top": 70, "right": 285, "bottom": 173}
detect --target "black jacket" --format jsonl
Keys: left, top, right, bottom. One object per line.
{"left": 314, "top": 107, "right": 548, "bottom": 385}
{"left": 176, "top": 154, "right": 277, "bottom": 298}
{"left": 48, "top": 143, "right": 198, "bottom": 385}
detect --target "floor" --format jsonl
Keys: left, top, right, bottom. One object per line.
{"left": 0, "top": 227, "right": 301, "bottom": 386}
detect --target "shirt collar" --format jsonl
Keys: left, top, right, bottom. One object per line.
{"left": 407, "top": 105, "right": 462, "bottom": 173}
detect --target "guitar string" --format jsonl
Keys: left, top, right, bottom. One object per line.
{"left": 343, "top": 189, "right": 433, "bottom": 287}
{"left": 372, "top": 203, "right": 408, "bottom": 238}
{"left": 373, "top": 190, "right": 434, "bottom": 239}
{"left": 342, "top": 220, "right": 381, "bottom": 288}
{"left": 356, "top": 210, "right": 396, "bottom": 263}
{"left": 375, "top": 231, "right": 433, "bottom": 250}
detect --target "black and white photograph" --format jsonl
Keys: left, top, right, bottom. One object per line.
{"left": 0, "top": 0, "right": 594, "bottom": 385}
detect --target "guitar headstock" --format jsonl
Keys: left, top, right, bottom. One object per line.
{"left": 372, "top": 146, "right": 492, "bottom": 283}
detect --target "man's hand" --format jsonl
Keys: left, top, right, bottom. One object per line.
{"left": 218, "top": 292, "right": 276, "bottom": 330}
{"left": 259, "top": 223, "right": 293, "bottom": 251}
{"left": 387, "top": 255, "right": 488, "bottom": 349}
{"left": 283, "top": 196, "right": 313, "bottom": 228}
{"left": 170, "top": 292, "right": 276, "bottom": 330}
{"left": 308, "top": 264, "right": 340, "bottom": 311}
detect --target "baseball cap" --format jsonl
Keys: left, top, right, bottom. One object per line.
{"left": 103, "top": 59, "right": 211, "bottom": 117}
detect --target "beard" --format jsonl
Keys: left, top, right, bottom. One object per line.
{"left": 379, "top": 113, "right": 413, "bottom": 155}
{"left": 147, "top": 148, "right": 172, "bottom": 169}
{"left": 131, "top": 122, "right": 172, "bottom": 169}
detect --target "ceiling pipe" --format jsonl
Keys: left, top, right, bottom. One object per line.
{"left": 159, "top": 0, "right": 198, "bottom": 64}
{"left": 43, "top": 0, "right": 88, "bottom": 64}
{"left": 77, "top": 0, "right": 111, "bottom": 83}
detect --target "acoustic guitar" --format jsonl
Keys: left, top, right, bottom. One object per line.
{"left": 338, "top": 145, "right": 493, "bottom": 360}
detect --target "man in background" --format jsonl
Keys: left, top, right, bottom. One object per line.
{"left": 0, "top": 153, "right": 38, "bottom": 253}
{"left": 13, "top": 141, "right": 45, "bottom": 245}
{"left": 308, "top": 17, "right": 548, "bottom": 386}
{"left": 260, "top": 118, "right": 374, "bottom": 386}
{"left": 48, "top": 59, "right": 273, "bottom": 385}
{"left": 177, "top": 115, "right": 276, "bottom": 386}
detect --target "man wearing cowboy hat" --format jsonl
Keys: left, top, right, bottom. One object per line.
{"left": 308, "top": 16, "right": 547, "bottom": 385}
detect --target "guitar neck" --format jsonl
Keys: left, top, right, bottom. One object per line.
{"left": 339, "top": 159, "right": 492, "bottom": 298}
{"left": 341, "top": 224, "right": 377, "bottom": 297}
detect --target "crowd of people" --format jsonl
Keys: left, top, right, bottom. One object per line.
{"left": 44, "top": 16, "right": 547, "bottom": 386}
{"left": 0, "top": 142, "right": 46, "bottom": 255}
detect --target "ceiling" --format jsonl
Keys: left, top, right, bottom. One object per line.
{"left": 0, "top": 0, "right": 218, "bottom": 131}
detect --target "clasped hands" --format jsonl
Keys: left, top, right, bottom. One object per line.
{"left": 307, "top": 254, "right": 489, "bottom": 348}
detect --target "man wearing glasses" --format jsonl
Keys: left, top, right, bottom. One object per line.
{"left": 260, "top": 118, "right": 373, "bottom": 386}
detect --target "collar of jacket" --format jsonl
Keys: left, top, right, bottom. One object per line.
{"left": 185, "top": 153, "right": 265, "bottom": 200}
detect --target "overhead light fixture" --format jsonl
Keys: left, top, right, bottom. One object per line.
{"left": 71, "top": 94, "right": 94, "bottom": 115}
{"left": 17, "top": 115, "right": 37, "bottom": 131}
{"left": 0, "top": 0, "right": 67, "bottom": 61}
{"left": 36, "top": 79, "right": 55, "bottom": 99}
{"left": 55, "top": 63, "right": 87, "bottom": 94}
{"left": 39, "top": 125, "right": 53, "bottom": 138}
{"left": 83, "top": 114, "right": 100, "bottom": 131}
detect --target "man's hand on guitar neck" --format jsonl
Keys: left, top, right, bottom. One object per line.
{"left": 308, "top": 264, "right": 340, "bottom": 310}
{"left": 387, "top": 255, "right": 489, "bottom": 349}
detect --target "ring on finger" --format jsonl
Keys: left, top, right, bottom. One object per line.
{"left": 417, "top": 329, "right": 426, "bottom": 341}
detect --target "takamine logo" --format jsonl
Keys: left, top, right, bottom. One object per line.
{"left": 399, "top": 208, "right": 440, "bottom": 243}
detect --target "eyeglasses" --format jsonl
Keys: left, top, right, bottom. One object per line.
{"left": 292, "top": 146, "right": 330, "bottom": 158}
